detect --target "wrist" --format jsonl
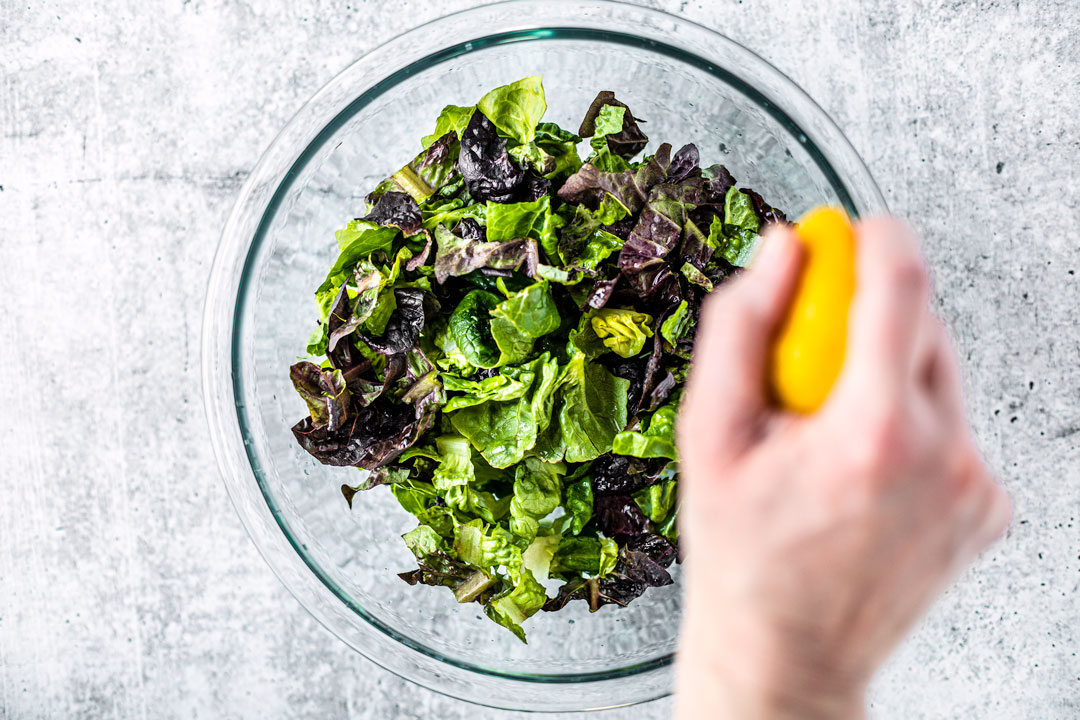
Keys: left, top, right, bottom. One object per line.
{"left": 675, "top": 604, "right": 867, "bottom": 720}
{"left": 675, "top": 654, "right": 867, "bottom": 720}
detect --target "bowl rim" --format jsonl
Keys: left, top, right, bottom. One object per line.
{"left": 202, "top": 0, "right": 887, "bottom": 710}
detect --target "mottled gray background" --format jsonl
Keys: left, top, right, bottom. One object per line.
{"left": 1, "top": 0, "right": 1078, "bottom": 717}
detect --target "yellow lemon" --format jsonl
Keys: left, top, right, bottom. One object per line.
{"left": 768, "top": 206, "right": 856, "bottom": 413}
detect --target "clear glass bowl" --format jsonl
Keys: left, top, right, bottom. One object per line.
{"left": 202, "top": 0, "right": 886, "bottom": 711}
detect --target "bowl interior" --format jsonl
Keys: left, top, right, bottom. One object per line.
{"left": 234, "top": 30, "right": 852, "bottom": 680}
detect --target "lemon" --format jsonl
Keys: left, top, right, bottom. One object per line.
{"left": 768, "top": 206, "right": 856, "bottom": 413}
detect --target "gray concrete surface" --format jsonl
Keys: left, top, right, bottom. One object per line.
{"left": 1, "top": 0, "right": 1078, "bottom": 717}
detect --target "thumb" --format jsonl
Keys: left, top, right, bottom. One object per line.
{"left": 680, "top": 225, "right": 803, "bottom": 465}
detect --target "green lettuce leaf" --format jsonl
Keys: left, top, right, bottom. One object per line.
{"left": 447, "top": 289, "right": 502, "bottom": 369}
{"left": 389, "top": 479, "right": 464, "bottom": 537}
{"left": 444, "top": 484, "right": 511, "bottom": 524}
{"left": 548, "top": 536, "right": 618, "bottom": 577}
{"left": 558, "top": 203, "right": 626, "bottom": 268}
{"left": 421, "top": 197, "right": 487, "bottom": 231}
{"left": 485, "top": 196, "right": 552, "bottom": 243}
{"left": 431, "top": 435, "right": 477, "bottom": 490}
{"left": 319, "top": 222, "right": 398, "bottom": 295}
{"left": 422, "top": 104, "right": 475, "bottom": 149}
{"left": 442, "top": 372, "right": 533, "bottom": 412}
{"left": 475, "top": 77, "right": 553, "bottom": 176}
{"left": 589, "top": 308, "right": 654, "bottom": 358}
{"left": 509, "top": 457, "right": 564, "bottom": 541}
{"left": 551, "top": 473, "right": 593, "bottom": 536}
{"left": 454, "top": 518, "right": 522, "bottom": 570}
{"left": 484, "top": 567, "right": 546, "bottom": 643}
{"left": 587, "top": 104, "right": 632, "bottom": 172}
{"left": 593, "top": 104, "right": 625, "bottom": 140}
{"left": 659, "top": 300, "right": 691, "bottom": 346}
{"left": 484, "top": 195, "right": 566, "bottom": 265}
{"left": 725, "top": 186, "right": 761, "bottom": 233}
{"left": 658, "top": 506, "right": 679, "bottom": 545}
{"left": 521, "top": 534, "right": 562, "bottom": 580}
{"left": 535, "top": 122, "right": 583, "bottom": 180}
{"left": 550, "top": 536, "right": 601, "bottom": 575}
{"left": 633, "top": 479, "right": 678, "bottom": 524}
{"left": 707, "top": 187, "right": 762, "bottom": 267}
{"left": 612, "top": 401, "right": 678, "bottom": 460}
{"left": 489, "top": 281, "right": 561, "bottom": 366}
{"left": 679, "top": 261, "right": 713, "bottom": 292}
{"left": 477, "top": 76, "right": 547, "bottom": 146}
{"left": 390, "top": 478, "right": 439, "bottom": 517}
{"left": 449, "top": 354, "right": 560, "bottom": 468}
{"left": 598, "top": 537, "right": 619, "bottom": 577}
{"left": 552, "top": 352, "right": 630, "bottom": 463}
{"left": 573, "top": 229, "right": 622, "bottom": 273}
{"left": 595, "top": 193, "right": 630, "bottom": 224}
{"left": 402, "top": 524, "right": 445, "bottom": 558}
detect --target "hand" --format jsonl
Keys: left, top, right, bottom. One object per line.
{"left": 674, "top": 218, "right": 1011, "bottom": 719}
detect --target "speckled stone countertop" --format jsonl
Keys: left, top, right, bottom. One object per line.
{"left": 1, "top": 0, "right": 1077, "bottom": 717}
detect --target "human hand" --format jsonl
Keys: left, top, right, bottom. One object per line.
{"left": 674, "top": 218, "right": 1011, "bottom": 719}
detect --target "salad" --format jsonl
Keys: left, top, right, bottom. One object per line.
{"left": 289, "top": 77, "right": 786, "bottom": 641}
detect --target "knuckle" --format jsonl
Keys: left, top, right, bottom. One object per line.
{"left": 987, "top": 483, "right": 1013, "bottom": 535}
{"left": 847, "top": 408, "right": 909, "bottom": 475}
{"left": 944, "top": 448, "right": 1010, "bottom": 529}
{"left": 888, "top": 256, "right": 929, "bottom": 297}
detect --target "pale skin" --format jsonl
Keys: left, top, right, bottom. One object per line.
{"left": 675, "top": 217, "right": 1011, "bottom": 719}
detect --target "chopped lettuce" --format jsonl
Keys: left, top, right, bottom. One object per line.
{"left": 288, "top": 78, "right": 786, "bottom": 641}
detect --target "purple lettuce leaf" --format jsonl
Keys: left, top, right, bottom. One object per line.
{"left": 405, "top": 229, "right": 433, "bottom": 271}
{"left": 577, "top": 90, "right": 648, "bottom": 160}
{"left": 358, "top": 288, "right": 430, "bottom": 356}
{"left": 594, "top": 494, "right": 649, "bottom": 536}
{"left": 589, "top": 453, "right": 663, "bottom": 497}
{"left": 291, "top": 400, "right": 416, "bottom": 469}
{"left": 432, "top": 225, "right": 539, "bottom": 284}
{"left": 457, "top": 110, "right": 525, "bottom": 203}
{"left": 362, "top": 190, "right": 423, "bottom": 237}
{"left": 583, "top": 277, "right": 619, "bottom": 310}
{"left": 557, "top": 143, "right": 672, "bottom": 215}
{"left": 454, "top": 217, "right": 486, "bottom": 242}
{"left": 541, "top": 537, "right": 674, "bottom": 612}
{"left": 289, "top": 362, "right": 350, "bottom": 431}
{"left": 741, "top": 186, "right": 788, "bottom": 226}
{"left": 667, "top": 143, "right": 700, "bottom": 183}
{"left": 617, "top": 182, "right": 701, "bottom": 307}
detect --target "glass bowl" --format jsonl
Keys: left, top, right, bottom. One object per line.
{"left": 202, "top": 0, "right": 886, "bottom": 711}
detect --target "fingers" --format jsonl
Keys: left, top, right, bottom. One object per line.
{"left": 680, "top": 226, "right": 803, "bottom": 462}
{"left": 912, "top": 310, "right": 942, "bottom": 389}
{"left": 840, "top": 217, "right": 931, "bottom": 400}
{"left": 976, "top": 480, "right": 1013, "bottom": 548}
{"left": 952, "top": 458, "right": 1012, "bottom": 561}
{"left": 919, "top": 317, "right": 968, "bottom": 424}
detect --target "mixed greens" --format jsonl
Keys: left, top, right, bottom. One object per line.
{"left": 289, "top": 77, "right": 786, "bottom": 641}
